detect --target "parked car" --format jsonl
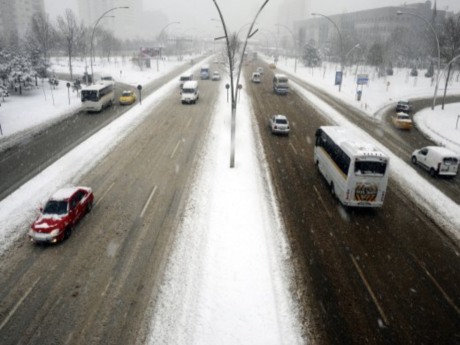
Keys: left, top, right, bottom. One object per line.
{"left": 119, "top": 90, "right": 136, "bottom": 105}
{"left": 392, "top": 112, "right": 413, "bottom": 130}
{"left": 411, "top": 146, "right": 459, "bottom": 177}
{"left": 29, "top": 186, "right": 94, "bottom": 244}
{"left": 269, "top": 114, "right": 290, "bottom": 135}
{"left": 211, "top": 71, "right": 221, "bottom": 81}
{"left": 396, "top": 100, "right": 412, "bottom": 112}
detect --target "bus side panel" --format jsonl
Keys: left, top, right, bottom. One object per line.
{"left": 314, "top": 147, "right": 347, "bottom": 203}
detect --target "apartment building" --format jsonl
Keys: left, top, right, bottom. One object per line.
{"left": 0, "top": 0, "right": 45, "bottom": 40}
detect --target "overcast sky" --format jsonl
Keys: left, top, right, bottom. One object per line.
{"left": 44, "top": 0, "right": 460, "bottom": 34}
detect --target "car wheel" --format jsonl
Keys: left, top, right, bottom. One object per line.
{"left": 330, "top": 182, "right": 336, "bottom": 198}
{"left": 86, "top": 201, "right": 93, "bottom": 214}
{"left": 411, "top": 156, "right": 417, "bottom": 165}
{"left": 64, "top": 225, "right": 73, "bottom": 240}
{"left": 429, "top": 168, "right": 437, "bottom": 177}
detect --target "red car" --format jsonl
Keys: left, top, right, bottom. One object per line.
{"left": 29, "top": 186, "right": 94, "bottom": 244}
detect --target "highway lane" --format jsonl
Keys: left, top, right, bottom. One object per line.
{"left": 0, "top": 57, "right": 206, "bottom": 202}
{"left": 244, "top": 61, "right": 460, "bottom": 344}
{"left": 0, "top": 70, "right": 221, "bottom": 345}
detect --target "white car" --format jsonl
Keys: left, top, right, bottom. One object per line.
{"left": 411, "top": 146, "right": 459, "bottom": 177}
{"left": 211, "top": 71, "right": 221, "bottom": 81}
{"left": 269, "top": 115, "right": 290, "bottom": 135}
{"left": 251, "top": 72, "right": 261, "bottom": 83}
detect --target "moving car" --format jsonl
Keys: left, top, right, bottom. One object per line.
{"left": 251, "top": 72, "right": 261, "bottom": 83}
{"left": 411, "top": 146, "right": 459, "bottom": 177}
{"left": 392, "top": 112, "right": 413, "bottom": 130}
{"left": 29, "top": 186, "right": 94, "bottom": 244}
{"left": 181, "top": 80, "right": 199, "bottom": 104}
{"left": 179, "top": 73, "right": 193, "bottom": 88}
{"left": 273, "top": 74, "right": 289, "bottom": 95}
{"left": 396, "top": 100, "right": 412, "bottom": 112}
{"left": 119, "top": 90, "right": 136, "bottom": 105}
{"left": 269, "top": 114, "right": 290, "bottom": 135}
{"left": 211, "top": 71, "right": 221, "bottom": 81}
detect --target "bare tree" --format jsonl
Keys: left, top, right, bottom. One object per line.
{"left": 26, "top": 12, "right": 56, "bottom": 74}
{"left": 57, "top": 9, "right": 84, "bottom": 80}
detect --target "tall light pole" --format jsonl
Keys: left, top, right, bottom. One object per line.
{"left": 213, "top": 0, "right": 270, "bottom": 168}
{"left": 396, "top": 10, "right": 440, "bottom": 110}
{"left": 275, "top": 23, "right": 297, "bottom": 73}
{"left": 311, "top": 12, "right": 344, "bottom": 91}
{"left": 158, "top": 21, "right": 180, "bottom": 58}
{"left": 90, "top": 6, "right": 129, "bottom": 84}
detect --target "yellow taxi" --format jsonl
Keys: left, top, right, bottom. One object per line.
{"left": 392, "top": 112, "right": 413, "bottom": 130}
{"left": 119, "top": 90, "right": 136, "bottom": 105}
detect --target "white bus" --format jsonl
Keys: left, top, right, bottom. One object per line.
{"left": 314, "top": 126, "right": 389, "bottom": 207}
{"left": 81, "top": 81, "right": 115, "bottom": 112}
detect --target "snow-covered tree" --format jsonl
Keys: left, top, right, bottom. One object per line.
{"left": 302, "top": 44, "right": 321, "bottom": 67}
{"left": 57, "top": 9, "right": 84, "bottom": 80}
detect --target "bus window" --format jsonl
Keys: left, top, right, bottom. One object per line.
{"left": 355, "top": 161, "right": 387, "bottom": 176}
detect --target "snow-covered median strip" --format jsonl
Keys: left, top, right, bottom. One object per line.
{"left": 145, "top": 81, "right": 304, "bottom": 344}
{"left": 291, "top": 81, "right": 460, "bottom": 242}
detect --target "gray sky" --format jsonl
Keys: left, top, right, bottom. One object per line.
{"left": 45, "top": 0, "right": 460, "bottom": 35}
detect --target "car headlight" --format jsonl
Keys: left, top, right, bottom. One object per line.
{"left": 50, "top": 229, "right": 60, "bottom": 237}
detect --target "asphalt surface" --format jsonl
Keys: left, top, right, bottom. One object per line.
{"left": 0, "top": 57, "right": 459, "bottom": 345}
{"left": 245, "top": 60, "right": 460, "bottom": 345}
{"left": 0, "top": 64, "right": 221, "bottom": 345}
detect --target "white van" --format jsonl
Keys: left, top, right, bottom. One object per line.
{"left": 411, "top": 146, "right": 459, "bottom": 177}
{"left": 181, "top": 81, "right": 199, "bottom": 104}
{"left": 273, "top": 73, "right": 289, "bottom": 95}
{"left": 251, "top": 72, "right": 261, "bottom": 83}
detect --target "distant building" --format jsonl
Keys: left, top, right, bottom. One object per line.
{"left": 0, "top": 0, "right": 45, "bottom": 40}
{"left": 294, "top": 1, "right": 448, "bottom": 47}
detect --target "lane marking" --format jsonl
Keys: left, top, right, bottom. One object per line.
{"left": 186, "top": 116, "right": 193, "bottom": 129}
{"left": 412, "top": 254, "right": 460, "bottom": 315}
{"left": 140, "top": 185, "right": 158, "bottom": 218}
{"left": 0, "top": 277, "right": 41, "bottom": 331}
{"left": 350, "top": 254, "right": 389, "bottom": 326}
{"left": 170, "top": 140, "right": 181, "bottom": 159}
{"left": 313, "top": 185, "right": 332, "bottom": 218}
{"left": 101, "top": 277, "right": 113, "bottom": 297}
{"left": 95, "top": 182, "right": 115, "bottom": 207}
{"left": 289, "top": 142, "right": 298, "bottom": 155}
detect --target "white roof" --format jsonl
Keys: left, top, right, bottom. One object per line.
{"left": 50, "top": 186, "right": 90, "bottom": 200}
{"left": 424, "top": 146, "right": 460, "bottom": 157}
{"left": 81, "top": 81, "right": 113, "bottom": 91}
{"left": 183, "top": 80, "right": 198, "bottom": 88}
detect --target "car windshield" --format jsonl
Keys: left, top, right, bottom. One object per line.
{"left": 275, "top": 119, "right": 288, "bottom": 124}
{"left": 182, "top": 88, "right": 194, "bottom": 94}
{"left": 43, "top": 200, "right": 68, "bottom": 215}
{"left": 398, "top": 114, "right": 410, "bottom": 120}
{"left": 180, "top": 76, "right": 190, "bottom": 81}
{"left": 122, "top": 91, "right": 131, "bottom": 97}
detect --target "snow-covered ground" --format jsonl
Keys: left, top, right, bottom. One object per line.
{"left": 0, "top": 54, "right": 460, "bottom": 343}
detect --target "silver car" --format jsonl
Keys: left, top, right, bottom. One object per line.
{"left": 269, "top": 115, "right": 290, "bottom": 135}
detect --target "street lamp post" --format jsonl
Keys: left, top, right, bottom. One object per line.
{"left": 90, "top": 6, "right": 129, "bottom": 84}
{"left": 311, "top": 12, "right": 344, "bottom": 91}
{"left": 275, "top": 23, "right": 297, "bottom": 73}
{"left": 213, "top": 0, "right": 269, "bottom": 168}
{"left": 397, "top": 10, "right": 440, "bottom": 110}
{"left": 158, "top": 21, "right": 180, "bottom": 59}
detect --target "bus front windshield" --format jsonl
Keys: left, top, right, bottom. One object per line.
{"left": 81, "top": 90, "right": 99, "bottom": 102}
{"left": 355, "top": 160, "right": 387, "bottom": 176}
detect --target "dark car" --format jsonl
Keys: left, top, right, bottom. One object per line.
{"left": 29, "top": 186, "right": 94, "bottom": 244}
{"left": 396, "top": 100, "right": 412, "bottom": 113}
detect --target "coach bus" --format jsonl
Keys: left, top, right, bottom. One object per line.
{"left": 81, "top": 81, "right": 115, "bottom": 112}
{"left": 314, "top": 126, "right": 390, "bottom": 207}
